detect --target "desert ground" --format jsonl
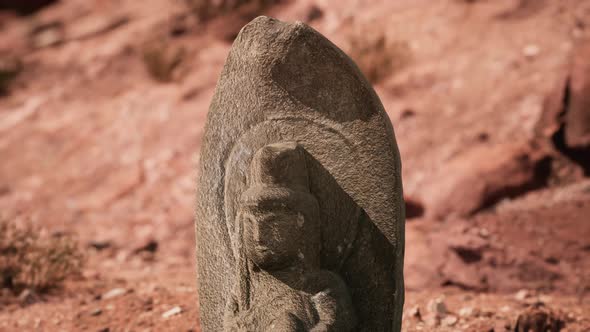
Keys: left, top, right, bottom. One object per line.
{"left": 1, "top": 0, "right": 590, "bottom": 331}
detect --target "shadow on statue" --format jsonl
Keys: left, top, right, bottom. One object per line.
{"left": 224, "top": 142, "right": 397, "bottom": 331}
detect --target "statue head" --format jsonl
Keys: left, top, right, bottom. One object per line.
{"left": 238, "top": 142, "right": 321, "bottom": 271}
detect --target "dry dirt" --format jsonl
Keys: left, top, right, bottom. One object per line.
{"left": 1, "top": 0, "right": 590, "bottom": 331}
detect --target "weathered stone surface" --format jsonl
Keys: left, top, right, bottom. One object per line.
{"left": 195, "top": 16, "right": 405, "bottom": 331}
{"left": 422, "top": 142, "right": 550, "bottom": 219}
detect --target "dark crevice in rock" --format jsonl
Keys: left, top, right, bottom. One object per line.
{"left": 551, "top": 79, "right": 590, "bottom": 176}
{"left": 0, "top": 0, "right": 58, "bottom": 15}
{"left": 451, "top": 246, "right": 483, "bottom": 264}
{"left": 440, "top": 279, "right": 488, "bottom": 292}
{"left": 1, "top": 271, "right": 14, "bottom": 290}
{"left": 495, "top": 0, "right": 547, "bottom": 20}
{"left": 404, "top": 198, "right": 424, "bottom": 219}
{"left": 474, "top": 156, "right": 553, "bottom": 214}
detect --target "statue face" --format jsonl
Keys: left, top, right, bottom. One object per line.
{"left": 242, "top": 206, "right": 307, "bottom": 270}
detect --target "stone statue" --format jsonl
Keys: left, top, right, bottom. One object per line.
{"left": 196, "top": 16, "right": 405, "bottom": 332}
{"left": 224, "top": 142, "right": 357, "bottom": 331}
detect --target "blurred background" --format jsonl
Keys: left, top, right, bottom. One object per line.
{"left": 0, "top": 0, "right": 589, "bottom": 331}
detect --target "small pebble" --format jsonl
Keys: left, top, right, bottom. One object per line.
{"left": 442, "top": 315, "right": 458, "bottom": 326}
{"left": 523, "top": 44, "right": 540, "bottom": 58}
{"left": 459, "top": 307, "right": 476, "bottom": 317}
{"left": 102, "top": 288, "right": 127, "bottom": 300}
{"left": 162, "top": 306, "right": 183, "bottom": 319}
{"left": 478, "top": 227, "right": 490, "bottom": 238}
{"left": 514, "top": 289, "right": 529, "bottom": 301}
{"left": 90, "top": 308, "right": 102, "bottom": 316}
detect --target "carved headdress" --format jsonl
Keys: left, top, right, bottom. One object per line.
{"left": 240, "top": 142, "right": 317, "bottom": 212}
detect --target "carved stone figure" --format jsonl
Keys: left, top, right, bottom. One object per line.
{"left": 196, "top": 16, "right": 405, "bottom": 332}
{"left": 224, "top": 142, "right": 357, "bottom": 331}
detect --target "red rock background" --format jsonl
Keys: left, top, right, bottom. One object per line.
{"left": 0, "top": 0, "right": 589, "bottom": 331}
